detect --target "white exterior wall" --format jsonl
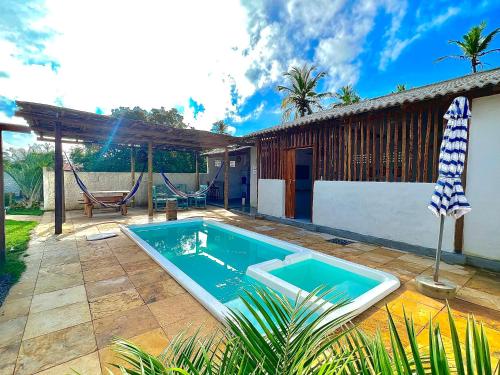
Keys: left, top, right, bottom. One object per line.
{"left": 250, "top": 147, "right": 258, "bottom": 208}
{"left": 312, "top": 181, "right": 455, "bottom": 251}
{"left": 43, "top": 169, "right": 207, "bottom": 210}
{"left": 258, "top": 179, "right": 285, "bottom": 218}
{"left": 463, "top": 94, "right": 500, "bottom": 261}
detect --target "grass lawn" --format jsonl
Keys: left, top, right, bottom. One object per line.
{"left": 6, "top": 207, "right": 44, "bottom": 216}
{"left": 0, "top": 219, "right": 38, "bottom": 284}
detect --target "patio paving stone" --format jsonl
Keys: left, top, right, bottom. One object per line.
{"left": 346, "top": 242, "right": 378, "bottom": 251}
{"left": 5, "top": 280, "right": 37, "bottom": 301}
{"left": 98, "top": 328, "right": 169, "bottom": 374}
{"left": 353, "top": 306, "right": 413, "bottom": 348}
{"left": 0, "top": 343, "right": 20, "bottom": 375}
{"left": 80, "top": 256, "right": 120, "bottom": 272}
{"left": 447, "top": 298, "right": 500, "bottom": 331}
{"left": 128, "top": 268, "right": 172, "bottom": 288}
{"left": 83, "top": 264, "right": 125, "bottom": 283}
{"left": 35, "top": 351, "right": 101, "bottom": 375}
{"left": 384, "top": 296, "right": 443, "bottom": 330}
{"left": 89, "top": 288, "right": 144, "bottom": 319}
{"left": 15, "top": 322, "right": 96, "bottom": 375}
{"left": 121, "top": 259, "right": 161, "bottom": 275}
{"left": 137, "top": 279, "right": 186, "bottom": 304}
{"left": 148, "top": 293, "right": 208, "bottom": 327}
{"left": 34, "top": 263, "right": 83, "bottom": 295}
{"left": 432, "top": 310, "right": 500, "bottom": 360}
{"left": 23, "top": 301, "right": 91, "bottom": 340}
{"left": 78, "top": 247, "right": 115, "bottom": 262}
{"left": 162, "top": 312, "right": 221, "bottom": 340}
{"left": 456, "top": 286, "right": 500, "bottom": 311}
{"left": 40, "top": 248, "right": 79, "bottom": 268}
{"left": 0, "top": 296, "right": 31, "bottom": 323}
{"left": 0, "top": 316, "right": 27, "bottom": 348}
{"left": 93, "top": 305, "right": 159, "bottom": 349}
{"left": 85, "top": 275, "right": 134, "bottom": 301}
{"left": 465, "top": 271, "right": 500, "bottom": 296}
{"left": 113, "top": 248, "right": 151, "bottom": 264}
{"left": 367, "top": 247, "right": 405, "bottom": 258}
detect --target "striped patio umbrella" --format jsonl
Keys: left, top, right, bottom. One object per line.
{"left": 428, "top": 96, "right": 471, "bottom": 283}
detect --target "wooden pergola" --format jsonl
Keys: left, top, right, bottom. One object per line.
{"left": 0, "top": 101, "right": 247, "bottom": 263}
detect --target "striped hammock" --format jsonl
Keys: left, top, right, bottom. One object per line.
{"left": 160, "top": 162, "right": 224, "bottom": 198}
{"left": 65, "top": 154, "right": 145, "bottom": 208}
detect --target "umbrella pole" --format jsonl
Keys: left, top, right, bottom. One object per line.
{"left": 433, "top": 215, "right": 445, "bottom": 283}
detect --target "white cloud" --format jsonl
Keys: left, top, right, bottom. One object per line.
{"left": 379, "top": 6, "right": 460, "bottom": 70}
{"left": 231, "top": 101, "right": 265, "bottom": 123}
{"left": 245, "top": 0, "right": 408, "bottom": 93}
{"left": 2, "top": 0, "right": 261, "bottom": 131}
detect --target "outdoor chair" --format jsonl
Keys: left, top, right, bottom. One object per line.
{"left": 194, "top": 184, "right": 208, "bottom": 209}
{"left": 173, "top": 184, "right": 189, "bottom": 209}
{"left": 153, "top": 185, "right": 169, "bottom": 211}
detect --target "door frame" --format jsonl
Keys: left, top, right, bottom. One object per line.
{"left": 284, "top": 146, "right": 314, "bottom": 220}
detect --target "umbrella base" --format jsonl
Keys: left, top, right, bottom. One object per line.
{"left": 415, "top": 275, "right": 457, "bottom": 300}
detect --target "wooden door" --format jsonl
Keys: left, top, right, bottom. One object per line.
{"left": 284, "top": 149, "right": 296, "bottom": 218}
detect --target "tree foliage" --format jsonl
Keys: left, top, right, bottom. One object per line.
{"left": 211, "top": 120, "right": 230, "bottom": 134}
{"left": 335, "top": 85, "right": 361, "bottom": 105}
{"left": 111, "top": 106, "right": 189, "bottom": 128}
{"left": 277, "top": 64, "right": 332, "bottom": 121}
{"left": 70, "top": 106, "right": 206, "bottom": 173}
{"left": 395, "top": 83, "right": 407, "bottom": 92}
{"left": 4, "top": 143, "right": 54, "bottom": 207}
{"left": 436, "top": 21, "right": 500, "bottom": 73}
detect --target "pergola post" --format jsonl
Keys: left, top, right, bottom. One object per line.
{"left": 194, "top": 151, "right": 200, "bottom": 191}
{"left": 224, "top": 147, "right": 229, "bottom": 210}
{"left": 130, "top": 147, "right": 136, "bottom": 207}
{"left": 54, "top": 120, "right": 63, "bottom": 234}
{"left": 147, "top": 142, "right": 153, "bottom": 217}
{"left": 0, "top": 131, "right": 5, "bottom": 265}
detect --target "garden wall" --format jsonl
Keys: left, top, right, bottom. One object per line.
{"left": 463, "top": 94, "right": 500, "bottom": 261}
{"left": 257, "top": 179, "right": 285, "bottom": 218}
{"left": 43, "top": 169, "right": 208, "bottom": 210}
{"left": 312, "top": 181, "right": 456, "bottom": 252}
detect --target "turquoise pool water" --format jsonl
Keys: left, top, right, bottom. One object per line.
{"left": 270, "top": 259, "right": 380, "bottom": 302}
{"left": 130, "top": 221, "right": 382, "bottom": 311}
{"left": 130, "top": 221, "right": 291, "bottom": 303}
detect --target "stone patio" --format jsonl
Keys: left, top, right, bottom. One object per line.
{"left": 0, "top": 207, "right": 499, "bottom": 374}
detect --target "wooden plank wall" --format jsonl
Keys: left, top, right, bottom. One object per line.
{"left": 257, "top": 102, "right": 449, "bottom": 183}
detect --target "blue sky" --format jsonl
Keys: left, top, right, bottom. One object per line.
{"left": 1, "top": 0, "right": 499, "bottom": 148}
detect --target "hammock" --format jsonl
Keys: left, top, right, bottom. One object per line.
{"left": 160, "top": 162, "right": 224, "bottom": 198}
{"left": 65, "top": 153, "right": 145, "bottom": 208}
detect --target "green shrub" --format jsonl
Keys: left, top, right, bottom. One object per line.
{"left": 107, "top": 287, "right": 499, "bottom": 374}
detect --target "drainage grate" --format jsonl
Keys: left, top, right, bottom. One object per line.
{"left": 327, "top": 237, "right": 355, "bottom": 246}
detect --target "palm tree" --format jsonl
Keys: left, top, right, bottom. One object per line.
{"left": 211, "top": 120, "right": 229, "bottom": 134}
{"left": 395, "top": 84, "right": 407, "bottom": 92}
{"left": 436, "top": 21, "right": 500, "bottom": 73}
{"left": 335, "top": 85, "right": 361, "bottom": 105}
{"left": 107, "top": 287, "right": 498, "bottom": 374}
{"left": 277, "top": 64, "right": 331, "bottom": 121}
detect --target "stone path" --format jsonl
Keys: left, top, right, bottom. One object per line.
{"left": 0, "top": 208, "right": 499, "bottom": 374}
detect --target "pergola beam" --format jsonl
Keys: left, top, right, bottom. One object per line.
{"left": 54, "top": 121, "right": 64, "bottom": 234}
{"left": 147, "top": 142, "right": 153, "bottom": 217}
{"left": 224, "top": 147, "right": 229, "bottom": 210}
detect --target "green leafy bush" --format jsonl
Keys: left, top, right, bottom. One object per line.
{"left": 107, "top": 287, "right": 499, "bottom": 374}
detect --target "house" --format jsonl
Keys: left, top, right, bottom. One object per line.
{"left": 228, "top": 68, "right": 500, "bottom": 268}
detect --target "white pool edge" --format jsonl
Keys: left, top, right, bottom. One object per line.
{"left": 120, "top": 218, "right": 400, "bottom": 325}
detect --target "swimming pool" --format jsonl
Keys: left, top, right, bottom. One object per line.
{"left": 121, "top": 218, "right": 399, "bottom": 323}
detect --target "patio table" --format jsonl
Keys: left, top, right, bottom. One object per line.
{"left": 81, "top": 190, "right": 130, "bottom": 217}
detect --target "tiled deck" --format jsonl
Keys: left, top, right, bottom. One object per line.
{"left": 0, "top": 207, "right": 499, "bottom": 374}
